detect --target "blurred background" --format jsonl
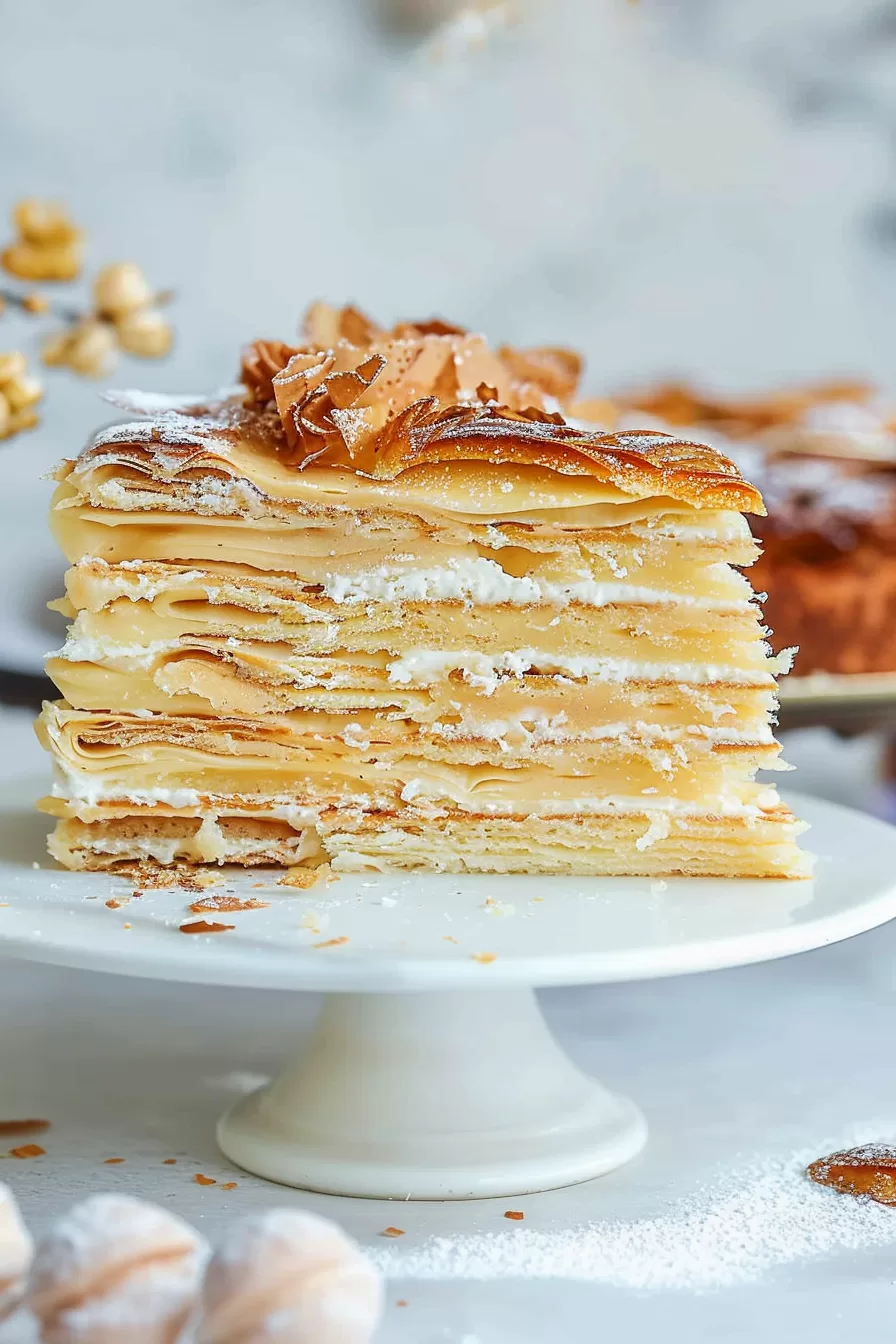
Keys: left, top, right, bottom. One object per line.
{"left": 2, "top": 0, "right": 896, "bottom": 803}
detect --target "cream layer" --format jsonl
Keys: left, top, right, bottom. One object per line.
{"left": 60, "top": 553, "right": 757, "bottom": 615}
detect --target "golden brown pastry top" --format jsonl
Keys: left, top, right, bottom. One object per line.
{"left": 64, "top": 303, "right": 766, "bottom": 515}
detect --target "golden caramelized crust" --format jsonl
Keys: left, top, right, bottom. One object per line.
{"left": 59, "top": 399, "right": 764, "bottom": 519}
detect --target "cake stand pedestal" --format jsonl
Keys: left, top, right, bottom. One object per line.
{"left": 3, "top": 784, "right": 896, "bottom": 1199}
{"left": 218, "top": 988, "right": 646, "bottom": 1199}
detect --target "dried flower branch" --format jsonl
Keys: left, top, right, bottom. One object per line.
{"left": 0, "top": 351, "right": 42, "bottom": 440}
{"left": 42, "top": 262, "right": 174, "bottom": 377}
{"left": 1, "top": 200, "right": 83, "bottom": 282}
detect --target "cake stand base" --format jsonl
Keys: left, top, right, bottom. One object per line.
{"left": 217, "top": 988, "right": 646, "bottom": 1199}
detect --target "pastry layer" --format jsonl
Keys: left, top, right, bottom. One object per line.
{"left": 47, "top": 810, "right": 810, "bottom": 878}
{"left": 37, "top": 703, "right": 783, "bottom": 818}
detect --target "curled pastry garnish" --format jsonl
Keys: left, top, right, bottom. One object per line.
{"left": 241, "top": 340, "right": 300, "bottom": 408}
{"left": 498, "top": 344, "right": 582, "bottom": 403}
{"left": 244, "top": 302, "right": 586, "bottom": 471}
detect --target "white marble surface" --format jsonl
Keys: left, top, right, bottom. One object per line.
{"left": 1, "top": 710, "right": 896, "bottom": 1341}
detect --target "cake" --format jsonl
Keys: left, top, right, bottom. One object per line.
{"left": 36, "top": 304, "right": 809, "bottom": 877}
{"left": 608, "top": 380, "right": 896, "bottom": 678}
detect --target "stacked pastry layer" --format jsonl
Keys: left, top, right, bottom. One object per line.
{"left": 37, "top": 307, "right": 810, "bottom": 875}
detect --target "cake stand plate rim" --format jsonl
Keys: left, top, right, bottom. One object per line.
{"left": 1, "top": 782, "right": 895, "bottom": 991}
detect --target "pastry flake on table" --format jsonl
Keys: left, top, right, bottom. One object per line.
{"left": 807, "top": 1142, "right": 896, "bottom": 1205}
{"left": 35, "top": 303, "right": 808, "bottom": 879}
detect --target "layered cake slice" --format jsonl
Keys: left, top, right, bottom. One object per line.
{"left": 37, "top": 305, "right": 810, "bottom": 876}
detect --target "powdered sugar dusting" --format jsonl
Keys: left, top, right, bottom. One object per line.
{"left": 86, "top": 415, "right": 227, "bottom": 454}
{"left": 102, "top": 387, "right": 242, "bottom": 416}
{"left": 373, "top": 1137, "right": 896, "bottom": 1291}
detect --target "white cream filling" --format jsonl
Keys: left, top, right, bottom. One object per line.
{"left": 47, "top": 634, "right": 178, "bottom": 669}
{"left": 51, "top": 769, "right": 203, "bottom": 809}
{"left": 321, "top": 557, "right": 751, "bottom": 611}
{"left": 387, "top": 649, "right": 792, "bottom": 692}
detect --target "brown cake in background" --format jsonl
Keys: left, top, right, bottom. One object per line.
{"left": 602, "top": 381, "right": 896, "bottom": 678}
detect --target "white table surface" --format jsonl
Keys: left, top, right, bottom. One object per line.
{"left": 2, "top": 710, "right": 896, "bottom": 1343}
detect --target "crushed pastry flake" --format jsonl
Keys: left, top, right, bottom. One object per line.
{"left": 178, "top": 920, "right": 235, "bottom": 935}
{"left": 0, "top": 1119, "right": 50, "bottom": 1137}
{"left": 380, "top": 1227, "right": 405, "bottom": 1238}
{"left": 504, "top": 1211, "right": 525, "bottom": 1221}
{"left": 194, "top": 1174, "right": 217, "bottom": 1187}
{"left": 103, "top": 1158, "right": 125, "bottom": 1165}
{"left": 9, "top": 1144, "right": 45, "bottom": 1159}
{"left": 220, "top": 1182, "right": 238, "bottom": 1191}
{"left": 122, "top": 861, "right": 219, "bottom": 894}
{"left": 471, "top": 952, "right": 497, "bottom": 964}
{"left": 313, "top": 936, "right": 349, "bottom": 949}
{"left": 278, "top": 864, "right": 334, "bottom": 889}
{"left": 443, "top": 935, "right": 458, "bottom": 944}
{"left": 162, "top": 1159, "right": 177, "bottom": 1165}
{"left": 104, "top": 898, "right": 126, "bottom": 909}
{"left": 807, "top": 1143, "right": 896, "bottom": 1204}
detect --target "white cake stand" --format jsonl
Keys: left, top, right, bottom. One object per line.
{"left": 3, "top": 780, "right": 896, "bottom": 1200}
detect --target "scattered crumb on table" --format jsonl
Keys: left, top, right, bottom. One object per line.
{"left": 194, "top": 1173, "right": 217, "bottom": 1186}
{"left": 278, "top": 864, "right": 334, "bottom": 890}
{"left": 103, "top": 1157, "right": 125, "bottom": 1165}
{"left": 313, "top": 935, "right": 349, "bottom": 949}
{"left": 380, "top": 1226, "right": 405, "bottom": 1238}
{"left": 189, "top": 895, "right": 269, "bottom": 914}
{"left": 179, "top": 920, "right": 235, "bottom": 935}
{"left": 9, "top": 1144, "right": 45, "bottom": 1159}
{"left": 504, "top": 1210, "right": 525, "bottom": 1220}
{"left": 0, "top": 1119, "right": 50, "bottom": 1137}
{"left": 471, "top": 952, "right": 496, "bottom": 964}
